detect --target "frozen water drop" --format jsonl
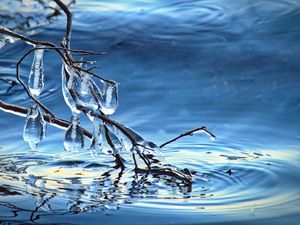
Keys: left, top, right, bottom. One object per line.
{"left": 193, "top": 128, "right": 216, "bottom": 141}
{"left": 123, "top": 126, "right": 145, "bottom": 144}
{"left": 23, "top": 102, "right": 46, "bottom": 150}
{"left": 28, "top": 49, "right": 44, "bottom": 97}
{"left": 64, "top": 114, "right": 84, "bottom": 152}
{"left": 105, "top": 123, "right": 133, "bottom": 151}
{"left": 143, "top": 140, "right": 161, "bottom": 155}
{"left": 105, "top": 125, "right": 124, "bottom": 154}
{"left": 62, "top": 63, "right": 98, "bottom": 114}
{"left": 80, "top": 73, "right": 91, "bottom": 95}
{"left": 62, "top": 63, "right": 80, "bottom": 115}
{"left": 92, "top": 80, "right": 119, "bottom": 115}
{"left": 90, "top": 136, "right": 101, "bottom": 158}
{"left": 89, "top": 118, "right": 103, "bottom": 158}
{"left": 131, "top": 145, "right": 144, "bottom": 154}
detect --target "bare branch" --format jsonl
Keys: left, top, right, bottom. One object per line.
{"left": 159, "top": 126, "right": 216, "bottom": 148}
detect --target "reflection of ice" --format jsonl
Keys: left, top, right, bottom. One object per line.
{"left": 0, "top": 155, "right": 193, "bottom": 220}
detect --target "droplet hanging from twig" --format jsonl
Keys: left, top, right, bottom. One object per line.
{"left": 23, "top": 102, "right": 46, "bottom": 150}
{"left": 91, "top": 79, "right": 119, "bottom": 115}
{"left": 64, "top": 114, "right": 84, "bottom": 152}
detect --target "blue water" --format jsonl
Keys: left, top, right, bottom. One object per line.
{"left": 0, "top": 0, "right": 300, "bottom": 224}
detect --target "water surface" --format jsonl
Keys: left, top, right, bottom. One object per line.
{"left": 0, "top": 0, "right": 300, "bottom": 224}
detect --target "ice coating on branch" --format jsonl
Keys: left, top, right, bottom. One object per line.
{"left": 105, "top": 123, "right": 133, "bottom": 151}
{"left": 91, "top": 79, "right": 119, "bottom": 115}
{"left": 122, "top": 125, "right": 160, "bottom": 155}
{"left": 193, "top": 128, "right": 216, "bottom": 141}
{"left": 62, "top": 63, "right": 81, "bottom": 115}
{"left": 104, "top": 125, "right": 124, "bottom": 154}
{"left": 123, "top": 126, "right": 145, "bottom": 144}
{"left": 90, "top": 120, "right": 125, "bottom": 156}
{"left": 142, "top": 141, "right": 161, "bottom": 155}
{"left": 80, "top": 72, "right": 90, "bottom": 95}
{"left": 64, "top": 114, "right": 84, "bottom": 152}
{"left": 89, "top": 118, "right": 103, "bottom": 158}
{"left": 28, "top": 49, "right": 44, "bottom": 97}
{"left": 23, "top": 102, "right": 46, "bottom": 150}
{"left": 62, "top": 63, "right": 98, "bottom": 116}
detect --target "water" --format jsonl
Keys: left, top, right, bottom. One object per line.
{"left": 1, "top": 0, "right": 300, "bottom": 224}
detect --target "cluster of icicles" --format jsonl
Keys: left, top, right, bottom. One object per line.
{"left": 23, "top": 49, "right": 160, "bottom": 157}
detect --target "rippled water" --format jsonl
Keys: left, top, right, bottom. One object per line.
{"left": 0, "top": 0, "right": 300, "bottom": 224}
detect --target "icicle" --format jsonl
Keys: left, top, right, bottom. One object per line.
{"left": 62, "top": 63, "right": 98, "bottom": 115}
{"left": 91, "top": 79, "right": 119, "bottom": 115}
{"left": 23, "top": 102, "right": 46, "bottom": 150}
{"left": 121, "top": 125, "right": 160, "bottom": 155}
{"left": 76, "top": 71, "right": 98, "bottom": 115}
{"left": 89, "top": 118, "right": 102, "bottom": 158}
{"left": 28, "top": 49, "right": 44, "bottom": 97}
{"left": 123, "top": 126, "right": 145, "bottom": 144}
{"left": 80, "top": 72, "right": 91, "bottom": 95}
{"left": 105, "top": 125, "right": 125, "bottom": 154}
{"left": 62, "top": 63, "right": 81, "bottom": 115}
{"left": 105, "top": 123, "right": 133, "bottom": 151}
{"left": 99, "top": 123, "right": 113, "bottom": 155}
{"left": 64, "top": 114, "right": 84, "bottom": 152}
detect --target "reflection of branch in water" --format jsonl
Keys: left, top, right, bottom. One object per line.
{"left": 30, "top": 193, "right": 56, "bottom": 222}
{"left": 0, "top": 155, "right": 193, "bottom": 223}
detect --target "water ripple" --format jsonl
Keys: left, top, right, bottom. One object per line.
{"left": 0, "top": 145, "right": 299, "bottom": 223}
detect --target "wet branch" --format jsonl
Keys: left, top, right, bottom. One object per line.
{"left": 159, "top": 126, "right": 216, "bottom": 148}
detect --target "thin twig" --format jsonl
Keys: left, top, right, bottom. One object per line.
{"left": 159, "top": 126, "right": 216, "bottom": 148}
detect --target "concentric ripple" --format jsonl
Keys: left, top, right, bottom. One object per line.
{"left": 0, "top": 143, "right": 299, "bottom": 223}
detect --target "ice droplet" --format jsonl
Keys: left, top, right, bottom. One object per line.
{"left": 28, "top": 49, "right": 44, "bottom": 97}
{"left": 92, "top": 80, "right": 119, "bottom": 115}
{"left": 99, "top": 124, "right": 124, "bottom": 155}
{"left": 64, "top": 114, "right": 84, "bottom": 152}
{"left": 193, "top": 128, "right": 216, "bottom": 141}
{"left": 142, "top": 140, "right": 161, "bottom": 155}
{"left": 105, "top": 125, "right": 124, "bottom": 154}
{"left": 122, "top": 125, "right": 160, "bottom": 154}
{"left": 105, "top": 123, "right": 133, "bottom": 151}
{"left": 89, "top": 118, "right": 103, "bottom": 158}
{"left": 62, "top": 63, "right": 81, "bottom": 115}
{"left": 123, "top": 126, "right": 145, "bottom": 144}
{"left": 62, "top": 63, "right": 98, "bottom": 114}
{"left": 23, "top": 102, "right": 46, "bottom": 150}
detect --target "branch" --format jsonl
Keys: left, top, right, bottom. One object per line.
{"left": 53, "top": 0, "right": 72, "bottom": 47}
{"left": 0, "top": 100, "right": 91, "bottom": 138}
{"left": 159, "top": 126, "right": 216, "bottom": 148}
